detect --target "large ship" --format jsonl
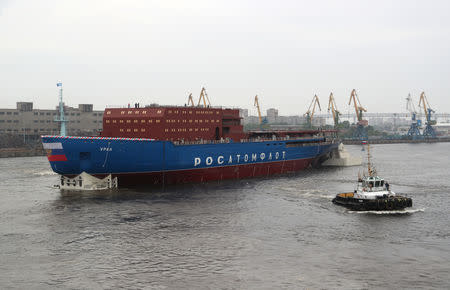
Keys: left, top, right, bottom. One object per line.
{"left": 42, "top": 103, "right": 339, "bottom": 187}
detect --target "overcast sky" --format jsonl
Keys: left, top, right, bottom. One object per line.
{"left": 1, "top": 0, "right": 449, "bottom": 115}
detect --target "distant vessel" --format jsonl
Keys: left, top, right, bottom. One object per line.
{"left": 332, "top": 144, "right": 412, "bottom": 211}
{"left": 42, "top": 94, "right": 340, "bottom": 187}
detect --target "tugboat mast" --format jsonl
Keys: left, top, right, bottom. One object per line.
{"left": 366, "top": 143, "right": 376, "bottom": 177}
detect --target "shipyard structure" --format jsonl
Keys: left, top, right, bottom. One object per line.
{"left": 0, "top": 102, "right": 103, "bottom": 136}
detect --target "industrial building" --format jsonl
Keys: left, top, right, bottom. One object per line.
{"left": 0, "top": 102, "right": 103, "bottom": 136}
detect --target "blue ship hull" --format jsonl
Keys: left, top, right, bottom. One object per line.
{"left": 42, "top": 136, "right": 338, "bottom": 185}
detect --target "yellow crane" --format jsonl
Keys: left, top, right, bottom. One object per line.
{"left": 187, "top": 93, "right": 194, "bottom": 106}
{"left": 348, "top": 89, "right": 366, "bottom": 122}
{"left": 327, "top": 92, "right": 340, "bottom": 127}
{"left": 197, "top": 87, "right": 211, "bottom": 107}
{"left": 418, "top": 92, "right": 434, "bottom": 123}
{"left": 254, "top": 95, "right": 263, "bottom": 125}
{"left": 304, "top": 94, "right": 321, "bottom": 128}
{"left": 418, "top": 91, "right": 437, "bottom": 137}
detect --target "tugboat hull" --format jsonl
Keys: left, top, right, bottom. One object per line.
{"left": 332, "top": 193, "right": 412, "bottom": 211}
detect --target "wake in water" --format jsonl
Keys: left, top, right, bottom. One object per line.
{"left": 349, "top": 208, "right": 425, "bottom": 215}
{"left": 33, "top": 170, "right": 57, "bottom": 176}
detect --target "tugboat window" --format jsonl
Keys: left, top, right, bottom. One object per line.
{"left": 369, "top": 181, "right": 374, "bottom": 187}
{"left": 375, "top": 181, "right": 380, "bottom": 187}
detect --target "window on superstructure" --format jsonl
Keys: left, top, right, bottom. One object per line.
{"left": 189, "top": 111, "right": 192, "bottom": 114}
{"left": 127, "top": 129, "right": 131, "bottom": 132}
{"left": 143, "top": 110, "right": 147, "bottom": 114}
{"left": 168, "top": 110, "right": 172, "bottom": 113}
{"left": 135, "top": 111, "right": 139, "bottom": 114}
{"left": 134, "top": 120, "right": 138, "bottom": 123}
{"left": 121, "top": 111, "right": 125, "bottom": 115}
{"left": 112, "top": 120, "right": 117, "bottom": 123}
{"left": 127, "top": 120, "right": 131, "bottom": 123}
{"left": 156, "top": 120, "right": 160, "bottom": 123}
{"left": 141, "top": 120, "right": 146, "bottom": 123}
{"left": 189, "top": 120, "right": 193, "bottom": 123}
{"left": 141, "top": 128, "right": 145, "bottom": 132}
{"left": 107, "top": 111, "right": 111, "bottom": 115}
{"left": 106, "top": 120, "right": 110, "bottom": 123}
{"left": 134, "top": 128, "right": 138, "bottom": 132}
{"left": 128, "top": 111, "right": 133, "bottom": 114}
{"left": 120, "top": 128, "right": 124, "bottom": 132}
{"left": 120, "top": 120, "right": 124, "bottom": 123}
{"left": 165, "top": 129, "right": 168, "bottom": 132}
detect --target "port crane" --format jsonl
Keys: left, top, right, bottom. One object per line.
{"left": 187, "top": 93, "right": 195, "bottom": 106}
{"left": 418, "top": 92, "right": 436, "bottom": 138}
{"left": 197, "top": 87, "right": 211, "bottom": 107}
{"left": 348, "top": 89, "right": 368, "bottom": 140}
{"left": 327, "top": 92, "right": 340, "bottom": 127}
{"left": 304, "top": 94, "right": 321, "bottom": 128}
{"left": 405, "top": 93, "right": 422, "bottom": 138}
{"left": 254, "top": 95, "right": 267, "bottom": 125}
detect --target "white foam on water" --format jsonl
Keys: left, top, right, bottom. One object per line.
{"left": 348, "top": 208, "right": 425, "bottom": 215}
{"left": 33, "top": 170, "right": 57, "bottom": 176}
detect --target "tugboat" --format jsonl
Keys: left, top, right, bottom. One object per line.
{"left": 332, "top": 144, "right": 412, "bottom": 211}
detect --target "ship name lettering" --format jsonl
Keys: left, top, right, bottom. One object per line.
{"left": 194, "top": 157, "right": 201, "bottom": 167}
{"left": 100, "top": 147, "right": 112, "bottom": 152}
{"left": 193, "top": 151, "right": 287, "bottom": 167}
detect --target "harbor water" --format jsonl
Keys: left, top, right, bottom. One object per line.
{"left": 0, "top": 143, "right": 449, "bottom": 289}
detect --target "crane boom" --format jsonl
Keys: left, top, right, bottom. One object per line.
{"left": 305, "top": 94, "right": 321, "bottom": 119}
{"left": 254, "top": 95, "right": 263, "bottom": 125}
{"left": 187, "top": 93, "right": 194, "bottom": 106}
{"left": 327, "top": 92, "right": 340, "bottom": 126}
{"left": 418, "top": 91, "right": 432, "bottom": 120}
{"left": 348, "top": 89, "right": 366, "bottom": 121}
{"left": 197, "top": 87, "right": 211, "bottom": 107}
{"left": 406, "top": 93, "right": 416, "bottom": 113}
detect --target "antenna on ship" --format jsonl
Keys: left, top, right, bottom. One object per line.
{"left": 366, "top": 143, "right": 376, "bottom": 177}
{"left": 54, "top": 81, "right": 67, "bottom": 136}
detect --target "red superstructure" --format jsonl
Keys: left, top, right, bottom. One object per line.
{"left": 101, "top": 106, "right": 246, "bottom": 141}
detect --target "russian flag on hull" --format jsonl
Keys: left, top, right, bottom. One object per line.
{"left": 43, "top": 142, "right": 67, "bottom": 162}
